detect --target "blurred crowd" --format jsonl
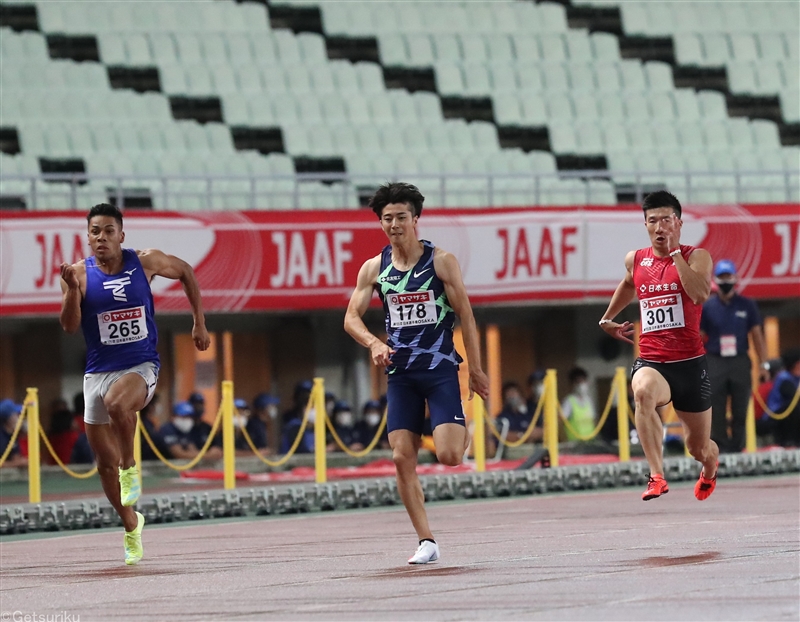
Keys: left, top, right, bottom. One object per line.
{"left": 0, "top": 380, "right": 390, "bottom": 467}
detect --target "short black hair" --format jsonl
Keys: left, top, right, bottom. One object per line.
{"left": 781, "top": 348, "right": 800, "bottom": 373}
{"left": 87, "top": 203, "right": 123, "bottom": 229}
{"left": 568, "top": 367, "right": 588, "bottom": 384}
{"left": 368, "top": 182, "right": 425, "bottom": 219}
{"left": 641, "top": 190, "right": 682, "bottom": 219}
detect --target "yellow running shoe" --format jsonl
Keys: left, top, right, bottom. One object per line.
{"left": 119, "top": 465, "right": 140, "bottom": 507}
{"left": 124, "top": 511, "right": 145, "bottom": 565}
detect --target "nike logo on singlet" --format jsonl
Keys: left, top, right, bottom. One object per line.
{"left": 414, "top": 268, "right": 431, "bottom": 278}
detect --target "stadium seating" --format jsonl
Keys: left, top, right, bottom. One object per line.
{"left": 0, "top": 0, "right": 797, "bottom": 209}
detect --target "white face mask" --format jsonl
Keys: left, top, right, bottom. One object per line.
{"left": 336, "top": 412, "right": 354, "bottom": 428}
{"left": 267, "top": 405, "right": 278, "bottom": 419}
{"left": 306, "top": 408, "right": 316, "bottom": 424}
{"left": 173, "top": 418, "right": 194, "bottom": 434}
{"left": 576, "top": 383, "right": 590, "bottom": 398}
{"left": 233, "top": 415, "right": 247, "bottom": 429}
{"left": 365, "top": 412, "right": 381, "bottom": 427}
{"left": 534, "top": 384, "right": 545, "bottom": 399}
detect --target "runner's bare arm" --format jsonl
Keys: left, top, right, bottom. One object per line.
{"left": 138, "top": 249, "right": 210, "bottom": 351}
{"left": 673, "top": 248, "right": 712, "bottom": 304}
{"left": 344, "top": 256, "right": 394, "bottom": 367}
{"left": 59, "top": 261, "right": 85, "bottom": 334}
{"left": 599, "top": 251, "right": 636, "bottom": 344}
{"left": 435, "top": 250, "right": 490, "bottom": 400}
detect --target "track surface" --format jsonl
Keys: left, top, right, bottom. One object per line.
{"left": 1, "top": 475, "right": 798, "bottom": 621}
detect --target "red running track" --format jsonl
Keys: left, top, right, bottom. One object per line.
{"left": 0, "top": 475, "right": 798, "bottom": 621}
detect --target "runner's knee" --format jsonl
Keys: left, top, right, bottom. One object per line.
{"left": 392, "top": 445, "right": 417, "bottom": 470}
{"left": 436, "top": 448, "right": 462, "bottom": 467}
{"left": 633, "top": 385, "right": 659, "bottom": 411}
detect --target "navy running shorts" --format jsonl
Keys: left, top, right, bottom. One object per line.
{"left": 631, "top": 355, "right": 712, "bottom": 413}
{"left": 386, "top": 365, "right": 465, "bottom": 435}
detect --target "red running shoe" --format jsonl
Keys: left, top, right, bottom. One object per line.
{"left": 642, "top": 474, "right": 669, "bottom": 500}
{"left": 695, "top": 462, "right": 718, "bottom": 500}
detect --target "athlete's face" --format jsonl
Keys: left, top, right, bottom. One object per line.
{"left": 645, "top": 207, "right": 681, "bottom": 252}
{"left": 380, "top": 203, "right": 417, "bottom": 242}
{"left": 88, "top": 215, "right": 124, "bottom": 261}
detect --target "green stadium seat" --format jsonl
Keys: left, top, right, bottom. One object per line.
{"left": 590, "top": 32, "right": 620, "bottom": 61}
{"left": 540, "top": 34, "right": 568, "bottom": 62}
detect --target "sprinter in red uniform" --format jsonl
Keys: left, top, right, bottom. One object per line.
{"left": 599, "top": 191, "right": 719, "bottom": 501}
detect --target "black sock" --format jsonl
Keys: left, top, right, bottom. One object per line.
{"left": 420, "top": 538, "right": 436, "bottom": 545}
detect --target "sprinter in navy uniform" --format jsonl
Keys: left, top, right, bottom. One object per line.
{"left": 60, "top": 203, "right": 209, "bottom": 565}
{"left": 345, "top": 182, "right": 489, "bottom": 565}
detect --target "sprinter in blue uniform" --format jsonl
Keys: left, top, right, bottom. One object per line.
{"left": 345, "top": 182, "right": 489, "bottom": 565}
{"left": 60, "top": 203, "right": 209, "bottom": 565}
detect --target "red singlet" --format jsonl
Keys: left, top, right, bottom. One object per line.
{"left": 632, "top": 244, "right": 705, "bottom": 363}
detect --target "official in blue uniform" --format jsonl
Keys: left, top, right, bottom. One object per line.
{"left": 60, "top": 203, "right": 209, "bottom": 565}
{"left": 345, "top": 182, "right": 489, "bottom": 565}
{"left": 701, "top": 259, "right": 768, "bottom": 453}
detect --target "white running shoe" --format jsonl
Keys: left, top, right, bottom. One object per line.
{"left": 408, "top": 540, "right": 439, "bottom": 565}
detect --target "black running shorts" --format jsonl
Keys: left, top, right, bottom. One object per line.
{"left": 630, "top": 355, "right": 712, "bottom": 413}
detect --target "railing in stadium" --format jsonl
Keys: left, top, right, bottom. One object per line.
{"left": 2, "top": 170, "right": 798, "bottom": 209}
{"left": 6, "top": 372, "right": 798, "bottom": 504}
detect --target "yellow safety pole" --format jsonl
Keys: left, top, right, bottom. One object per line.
{"left": 544, "top": 369, "right": 559, "bottom": 467}
{"left": 221, "top": 380, "right": 236, "bottom": 490}
{"left": 485, "top": 324, "right": 502, "bottom": 420}
{"left": 615, "top": 367, "right": 630, "bottom": 462}
{"left": 313, "top": 378, "right": 327, "bottom": 483}
{"left": 473, "top": 396, "right": 486, "bottom": 472}
{"left": 26, "top": 388, "right": 41, "bottom": 504}
{"left": 745, "top": 396, "right": 757, "bottom": 453}
{"left": 134, "top": 412, "right": 143, "bottom": 492}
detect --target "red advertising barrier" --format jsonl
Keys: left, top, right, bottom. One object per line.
{"left": 1, "top": 204, "right": 798, "bottom": 317}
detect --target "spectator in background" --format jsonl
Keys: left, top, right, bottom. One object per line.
{"left": 186, "top": 392, "right": 223, "bottom": 459}
{"left": 72, "top": 392, "right": 86, "bottom": 433}
{"left": 561, "top": 367, "right": 597, "bottom": 441}
{"left": 249, "top": 393, "right": 279, "bottom": 455}
{"left": 767, "top": 349, "right": 800, "bottom": 448}
{"left": 45, "top": 398, "right": 79, "bottom": 465}
{"left": 283, "top": 381, "right": 313, "bottom": 425}
{"left": 701, "top": 259, "right": 769, "bottom": 453}
{"left": 354, "top": 399, "right": 390, "bottom": 450}
{"left": 330, "top": 401, "right": 364, "bottom": 452}
{"left": 161, "top": 401, "right": 220, "bottom": 461}
{"left": 524, "top": 371, "right": 546, "bottom": 443}
{"left": 280, "top": 398, "right": 315, "bottom": 454}
{"left": 70, "top": 431, "right": 94, "bottom": 464}
{"left": 497, "top": 381, "right": 539, "bottom": 443}
{"left": 233, "top": 397, "right": 253, "bottom": 455}
{"left": 325, "top": 391, "right": 337, "bottom": 422}
{"left": 139, "top": 394, "right": 169, "bottom": 461}
{"left": 754, "top": 358, "right": 782, "bottom": 440}
{"left": 0, "top": 399, "right": 26, "bottom": 468}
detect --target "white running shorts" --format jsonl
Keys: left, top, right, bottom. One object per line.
{"left": 83, "top": 361, "right": 159, "bottom": 425}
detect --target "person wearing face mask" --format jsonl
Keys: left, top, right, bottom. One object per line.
{"left": 496, "top": 381, "right": 537, "bottom": 444}
{"left": 249, "top": 393, "right": 280, "bottom": 455}
{"left": 561, "top": 367, "right": 597, "bottom": 442}
{"left": 523, "top": 371, "right": 546, "bottom": 443}
{"left": 0, "top": 399, "right": 27, "bottom": 468}
{"left": 700, "top": 259, "right": 769, "bottom": 454}
{"left": 329, "top": 401, "right": 364, "bottom": 452}
{"left": 355, "top": 400, "right": 390, "bottom": 450}
{"left": 160, "top": 401, "right": 201, "bottom": 460}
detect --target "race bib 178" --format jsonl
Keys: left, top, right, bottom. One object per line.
{"left": 640, "top": 294, "right": 685, "bottom": 334}
{"left": 387, "top": 291, "right": 437, "bottom": 328}
{"left": 97, "top": 306, "right": 148, "bottom": 345}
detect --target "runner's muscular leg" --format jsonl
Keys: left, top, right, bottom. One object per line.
{"left": 432, "top": 422, "right": 468, "bottom": 466}
{"left": 676, "top": 408, "right": 719, "bottom": 478}
{"left": 86, "top": 423, "right": 137, "bottom": 531}
{"left": 389, "top": 429, "right": 434, "bottom": 541}
{"left": 631, "top": 367, "right": 671, "bottom": 476}
{"left": 103, "top": 373, "right": 147, "bottom": 470}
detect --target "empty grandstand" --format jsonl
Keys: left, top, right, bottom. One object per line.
{"left": 0, "top": 0, "right": 798, "bottom": 210}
